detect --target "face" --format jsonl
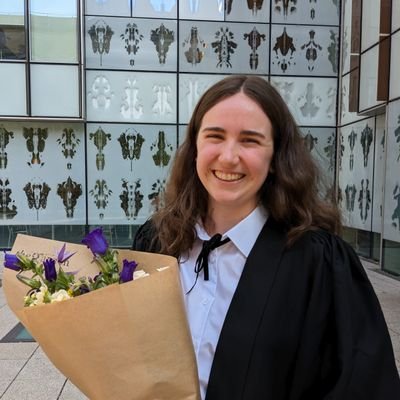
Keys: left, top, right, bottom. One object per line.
{"left": 196, "top": 91, "right": 274, "bottom": 219}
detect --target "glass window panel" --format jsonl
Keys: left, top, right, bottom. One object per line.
{"left": 340, "top": 73, "right": 364, "bottom": 126}
{"left": 0, "top": 0, "right": 26, "bottom": 60}
{"left": 382, "top": 240, "right": 400, "bottom": 276}
{"left": 178, "top": 73, "right": 227, "bottom": 124}
{"left": 0, "top": 63, "right": 26, "bottom": 115}
{"left": 30, "top": 0, "right": 78, "bottom": 62}
{"left": 30, "top": 64, "right": 80, "bottom": 117}
{"left": 383, "top": 100, "right": 400, "bottom": 243}
{"left": 0, "top": 122, "right": 86, "bottom": 224}
{"left": 359, "top": 44, "right": 385, "bottom": 111}
{"left": 86, "top": 70, "right": 176, "bottom": 123}
{"left": 361, "top": 0, "right": 380, "bottom": 51}
{"left": 299, "top": 127, "right": 336, "bottom": 191}
{"left": 337, "top": 118, "right": 375, "bottom": 231}
{"left": 0, "top": 0, "right": 24, "bottom": 24}
{"left": 341, "top": 0, "right": 352, "bottom": 74}
{"left": 86, "top": 17, "right": 177, "bottom": 71}
{"left": 85, "top": 0, "right": 131, "bottom": 17}
{"left": 271, "top": 76, "right": 337, "bottom": 126}
{"left": 133, "top": 0, "right": 177, "bottom": 19}
{"left": 271, "top": 0, "right": 339, "bottom": 25}
{"left": 270, "top": 25, "right": 338, "bottom": 76}
{"left": 225, "top": 0, "right": 270, "bottom": 23}
{"left": 179, "top": 0, "right": 224, "bottom": 21}
{"left": 86, "top": 123, "right": 177, "bottom": 225}
{"left": 179, "top": 21, "right": 269, "bottom": 74}
{"left": 372, "top": 114, "right": 385, "bottom": 234}
{"left": 390, "top": 31, "right": 400, "bottom": 100}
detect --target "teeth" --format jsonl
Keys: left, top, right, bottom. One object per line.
{"left": 214, "top": 171, "right": 244, "bottom": 181}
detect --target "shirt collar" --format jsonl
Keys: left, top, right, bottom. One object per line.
{"left": 195, "top": 206, "right": 268, "bottom": 258}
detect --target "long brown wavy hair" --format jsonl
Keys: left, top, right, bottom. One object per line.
{"left": 150, "top": 75, "right": 341, "bottom": 257}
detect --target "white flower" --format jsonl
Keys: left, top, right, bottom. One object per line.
{"left": 50, "top": 289, "right": 72, "bottom": 303}
{"left": 35, "top": 285, "right": 49, "bottom": 305}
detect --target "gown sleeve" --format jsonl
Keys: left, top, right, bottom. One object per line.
{"left": 290, "top": 230, "right": 400, "bottom": 399}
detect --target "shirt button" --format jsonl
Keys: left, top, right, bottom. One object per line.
{"left": 202, "top": 297, "right": 208, "bottom": 305}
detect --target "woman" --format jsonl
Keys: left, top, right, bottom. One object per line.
{"left": 133, "top": 75, "right": 400, "bottom": 399}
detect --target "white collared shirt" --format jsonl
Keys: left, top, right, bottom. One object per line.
{"left": 179, "top": 206, "right": 268, "bottom": 400}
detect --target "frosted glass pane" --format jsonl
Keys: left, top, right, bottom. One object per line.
{"left": 86, "top": 17, "right": 177, "bottom": 71}
{"left": 133, "top": 0, "right": 177, "bottom": 18}
{"left": 270, "top": 25, "right": 338, "bottom": 76}
{"left": 340, "top": 73, "right": 364, "bottom": 126}
{"left": 271, "top": 0, "right": 339, "bottom": 25}
{"left": 30, "top": 0, "right": 78, "bottom": 62}
{"left": 359, "top": 45, "right": 384, "bottom": 111}
{"left": 179, "top": 74, "right": 227, "bottom": 124}
{"left": 299, "top": 127, "right": 336, "bottom": 189}
{"left": 30, "top": 64, "right": 79, "bottom": 117}
{"left": 0, "top": 121, "right": 86, "bottom": 224}
{"left": 337, "top": 118, "right": 375, "bottom": 231}
{"left": 372, "top": 114, "right": 385, "bottom": 234}
{"left": 179, "top": 0, "right": 224, "bottom": 21}
{"left": 390, "top": 31, "right": 400, "bottom": 100}
{"left": 0, "top": 63, "right": 26, "bottom": 115}
{"left": 179, "top": 21, "right": 269, "bottom": 74}
{"left": 85, "top": 0, "right": 131, "bottom": 17}
{"left": 341, "top": 0, "right": 352, "bottom": 74}
{"left": 271, "top": 76, "right": 337, "bottom": 126}
{"left": 86, "top": 123, "right": 177, "bottom": 225}
{"left": 86, "top": 70, "right": 176, "bottom": 123}
{"left": 225, "top": 0, "right": 270, "bottom": 22}
{"left": 383, "top": 100, "right": 400, "bottom": 242}
{"left": 361, "top": 0, "right": 380, "bottom": 51}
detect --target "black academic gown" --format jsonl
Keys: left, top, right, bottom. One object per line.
{"left": 132, "top": 218, "right": 400, "bottom": 400}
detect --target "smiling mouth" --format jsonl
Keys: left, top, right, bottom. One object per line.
{"left": 214, "top": 170, "right": 244, "bottom": 181}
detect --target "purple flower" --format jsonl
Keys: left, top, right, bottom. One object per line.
{"left": 43, "top": 258, "right": 57, "bottom": 282}
{"left": 81, "top": 228, "right": 108, "bottom": 256}
{"left": 120, "top": 259, "right": 138, "bottom": 283}
{"left": 56, "top": 243, "right": 76, "bottom": 263}
{"left": 4, "top": 253, "right": 21, "bottom": 271}
{"left": 78, "top": 284, "right": 90, "bottom": 295}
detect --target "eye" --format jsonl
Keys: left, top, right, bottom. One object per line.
{"left": 242, "top": 137, "right": 260, "bottom": 144}
{"left": 205, "top": 133, "right": 224, "bottom": 140}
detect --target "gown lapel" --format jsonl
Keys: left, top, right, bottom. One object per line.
{"left": 205, "top": 218, "right": 287, "bottom": 399}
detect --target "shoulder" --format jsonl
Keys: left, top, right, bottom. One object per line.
{"left": 132, "top": 219, "right": 160, "bottom": 252}
{"left": 291, "top": 228, "right": 370, "bottom": 284}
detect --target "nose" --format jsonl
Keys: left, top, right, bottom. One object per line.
{"left": 218, "top": 141, "right": 239, "bottom": 164}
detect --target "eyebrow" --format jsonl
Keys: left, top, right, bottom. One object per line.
{"left": 201, "top": 126, "right": 267, "bottom": 138}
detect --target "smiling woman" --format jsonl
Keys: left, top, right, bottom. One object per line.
{"left": 195, "top": 92, "right": 274, "bottom": 235}
{"left": 132, "top": 75, "right": 400, "bottom": 400}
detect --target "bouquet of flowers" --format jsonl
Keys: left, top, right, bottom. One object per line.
{"left": 5, "top": 228, "right": 150, "bottom": 307}
{"left": 3, "top": 229, "right": 200, "bottom": 400}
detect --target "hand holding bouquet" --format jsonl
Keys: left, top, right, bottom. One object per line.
{"left": 3, "top": 230, "right": 200, "bottom": 400}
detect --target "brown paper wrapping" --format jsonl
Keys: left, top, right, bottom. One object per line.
{"left": 3, "top": 234, "right": 200, "bottom": 400}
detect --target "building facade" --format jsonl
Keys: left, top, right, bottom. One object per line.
{"left": 0, "top": 0, "right": 398, "bottom": 277}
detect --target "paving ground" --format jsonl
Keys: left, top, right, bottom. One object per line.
{"left": 0, "top": 258, "right": 399, "bottom": 399}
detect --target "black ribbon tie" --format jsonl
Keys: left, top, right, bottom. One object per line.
{"left": 187, "top": 233, "right": 231, "bottom": 294}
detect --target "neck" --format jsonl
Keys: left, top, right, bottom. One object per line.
{"left": 204, "top": 204, "right": 257, "bottom": 236}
